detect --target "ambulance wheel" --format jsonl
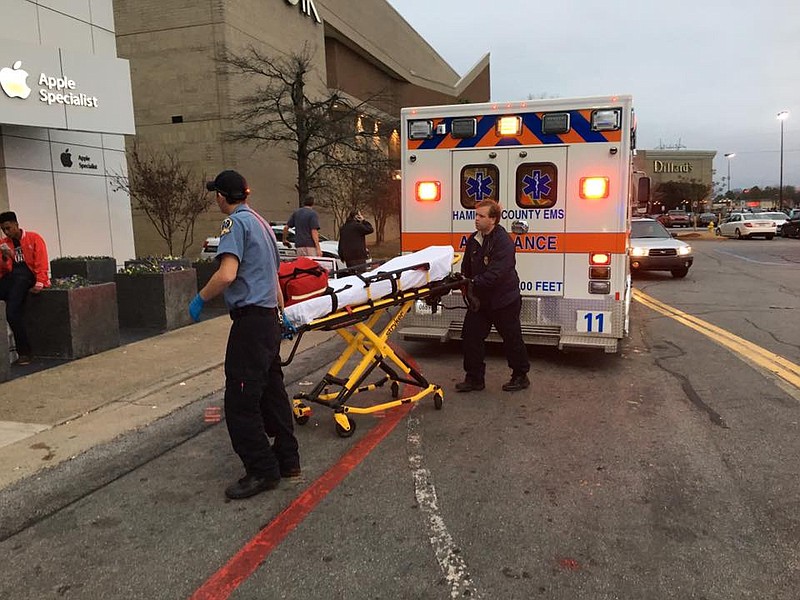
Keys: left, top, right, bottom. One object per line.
{"left": 335, "top": 416, "right": 356, "bottom": 438}
{"left": 433, "top": 392, "right": 443, "bottom": 410}
{"left": 391, "top": 381, "right": 400, "bottom": 399}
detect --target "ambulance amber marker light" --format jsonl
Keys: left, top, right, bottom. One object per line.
{"left": 590, "top": 253, "right": 611, "bottom": 266}
{"left": 416, "top": 181, "right": 441, "bottom": 202}
{"left": 580, "top": 177, "right": 609, "bottom": 199}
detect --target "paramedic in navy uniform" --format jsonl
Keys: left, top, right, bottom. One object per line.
{"left": 188, "top": 169, "right": 300, "bottom": 500}
{"left": 457, "top": 199, "right": 530, "bottom": 393}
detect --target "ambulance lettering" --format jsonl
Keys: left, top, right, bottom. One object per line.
{"left": 519, "top": 280, "right": 563, "bottom": 293}
{"left": 513, "top": 234, "right": 558, "bottom": 252}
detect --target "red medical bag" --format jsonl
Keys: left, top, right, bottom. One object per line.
{"left": 278, "top": 257, "right": 330, "bottom": 307}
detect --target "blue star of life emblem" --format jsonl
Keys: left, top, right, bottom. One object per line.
{"left": 465, "top": 172, "right": 494, "bottom": 201}
{"left": 522, "top": 171, "right": 552, "bottom": 200}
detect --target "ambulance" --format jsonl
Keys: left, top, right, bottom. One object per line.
{"left": 398, "top": 95, "right": 640, "bottom": 353}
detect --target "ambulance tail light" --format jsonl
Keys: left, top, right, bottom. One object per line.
{"left": 416, "top": 181, "right": 441, "bottom": 202}
{"left": 589, "top": 253, "right": 611, "bottom": 295}
{"left": 580, "top": 177, "right": 609, "bottom": 199}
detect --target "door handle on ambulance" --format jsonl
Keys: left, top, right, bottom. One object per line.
{"left": 511, "top": 220, "right": 529, "bottom": 234}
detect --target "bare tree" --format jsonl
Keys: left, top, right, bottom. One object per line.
{"left": 111, "top": 143, "right": 211, "bottom": 256}
{"left": 220, "top": 44, "right": 390, "bottom": 207}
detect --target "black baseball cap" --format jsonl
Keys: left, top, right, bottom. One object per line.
{"left": 206, "top": 170, "right": 249, "bottom": 200}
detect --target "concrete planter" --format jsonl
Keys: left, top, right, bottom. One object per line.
{"left": 1, "top": 302, "right": 9, "bottom": 380}
{"left": 50, "top": 258, "right": 116, "bottom": 283}
{"left": 23, "top": 283, "right": 120, "bottom": 359}
{"left": 191, "top": 261, "right": 226, "bottom": 310}
{"left": 115, "top": 269, "right": 196, "bottom": 331}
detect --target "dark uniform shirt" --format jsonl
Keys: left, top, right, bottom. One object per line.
{"left": 461, "top": 224, "right": 521, "bottom": 310}
{"left": 215, "top": 204, "right": 281, "bottom": 309}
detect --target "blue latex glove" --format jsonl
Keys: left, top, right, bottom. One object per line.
{"left": 280, "top": 310, "right": 297, "bottom": 340}
{"left": 188, "top": 294, "right": 205, "bottom": 322}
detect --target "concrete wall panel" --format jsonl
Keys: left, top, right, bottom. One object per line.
{"left": 2, "top": 136, "right": 52, "bottom": 171}
{"left": 54, "top": 172, "right": 113, "bottom": 256}
{"left": 38, "top": 7, "right": 94, "bottom": 54}
{"left": 38, "top": 0, "right": 92, "bottom": 23}
{"left": 3, "top": 0, "right": 39, "bottom": 44}
{"left": 89, "top": 0, "right": 116, "bottom": 31}
{"left": 4, "top": 168, "right": 61, "bottom": 257}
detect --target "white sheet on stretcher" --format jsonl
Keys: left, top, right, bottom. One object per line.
{"left": 284, "top": 245, "right": 454, "bottom": 328}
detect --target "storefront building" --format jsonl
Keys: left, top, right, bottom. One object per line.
{"left": 634, "top": 149, "right": 717, "bottom": 213}
{"left": 0, "top": 0, "right": 136, "bottom": 263}
{"left": 113, "top": 0, "right": 491, "bottom": 256}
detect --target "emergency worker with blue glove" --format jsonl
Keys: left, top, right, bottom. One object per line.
{"left": 189, "top": 169, "right": 300, "bottom": 500}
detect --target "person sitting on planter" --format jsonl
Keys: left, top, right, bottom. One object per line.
{"left": 0, "top": 211, "right": 50, "bottom": 366}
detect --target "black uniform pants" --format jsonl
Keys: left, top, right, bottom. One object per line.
{"left": 0, "top": 269, "right": 35, "bottom": 356}
{"left": 462, "top": 296, "right": 530, "bottom": 384}
{"left": 224, "top": 306, "right": 299, "bottom": 479}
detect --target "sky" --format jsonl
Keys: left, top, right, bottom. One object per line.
{"left": 386, "top": 0, "right": 800, "bottom": 190}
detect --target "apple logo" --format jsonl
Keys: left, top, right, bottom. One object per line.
{"left": 60, "top": 148, "right": 73, "bottom": 168}
{"left": 0, "top": 60, "right": 32, "bottom": 99}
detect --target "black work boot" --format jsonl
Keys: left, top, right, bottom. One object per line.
{"left": 502, "top": 374, "right": 530, "bottom": 392}
{"left": 455, "top": 379, "right": 485, "bottom": 393}
{"left": 224, "top": 474, "right": 280, "bottom": 500}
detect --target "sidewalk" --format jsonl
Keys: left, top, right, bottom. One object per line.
{"left": 0, "top": 315, "right": 336, "bottom": 493}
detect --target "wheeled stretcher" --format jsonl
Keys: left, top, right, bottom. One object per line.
{"left": 280, "top": 246, "right": 465, "bottom": 437}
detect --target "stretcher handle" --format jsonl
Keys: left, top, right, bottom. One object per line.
{"left": 279, "top": 328, "right": 306, "bottom": 367}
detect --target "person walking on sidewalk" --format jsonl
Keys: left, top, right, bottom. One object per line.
{"left": 188, "top": 169, "right": 300, "bottom": 500}
{"left": 337, "top": 209, "right": 374, "bottom": 268}
{"left": 0, "top": 211, "right": 50, "bottom": 366}
{"left": 284, "top": 196, "right": 321, "bottom": 257}
{"left": 456, "top": 199, "right": 530, "bottom": 393}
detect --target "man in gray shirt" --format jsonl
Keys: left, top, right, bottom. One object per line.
{"left": 284, "top": 196, "right": 321, "bottom": 257}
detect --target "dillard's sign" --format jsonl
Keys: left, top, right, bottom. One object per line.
{"left": 653, "top": 160, "right": 693, "bottom": 174}
{"left": 285, "top": 0, "right": 321, "bottom": 23}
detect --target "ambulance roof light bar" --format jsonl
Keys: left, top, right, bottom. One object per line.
{"left": 408, "top": 120, "right": 434, "bottom": 140}
{"left": 496, "top": 116, "right": 522, "bottom": 137}
{"left": 591, "top": 108, "right": 621, "bottom": 131}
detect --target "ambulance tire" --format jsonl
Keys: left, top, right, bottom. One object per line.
{"left": 671, "top": 267, "right": 689, "bottom": 279}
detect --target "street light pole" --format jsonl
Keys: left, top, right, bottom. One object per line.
{"left": 778, "top": 111, "right": 789, "bottom": 210}
{"left": 724, "top": 153, "right": 735, "bottom": 194}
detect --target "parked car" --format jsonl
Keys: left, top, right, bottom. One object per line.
{"left": 756, "top": 211, "right": 791, "bottom": 235}
{"left": 715, "top": 213, "right": 776, "bottom": 240}
{"left": 628, "top": 218, "right": 693, "bottom": 278}
{"left": 698, "top": 212, "right": 718, "bottom": 226}
{"left": 781, "top": 213, "right": 800, "bottom": 238}
{"left": 200, "top": 225, "right": 344, "bottom": 268}
{"left": 665, "top": 210, "right": 691, "bottom": 228}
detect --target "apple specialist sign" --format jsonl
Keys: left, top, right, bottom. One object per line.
{"left": 1, "top": 60, "right": 100, "bottom": 108}
{"left": 0, "top": 38, "right": 134, "bottom": 135}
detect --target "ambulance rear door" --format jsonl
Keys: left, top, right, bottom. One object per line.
{"left": 451, "top": 146, "right": 567, "bottom": 297}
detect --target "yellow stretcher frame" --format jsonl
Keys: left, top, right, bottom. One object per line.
{"left": 280, "top": 262, "right": 465, "bottom": 437}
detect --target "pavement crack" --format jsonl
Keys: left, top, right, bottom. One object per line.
{"left": 744, "top": 317, "right": 800, "bottom": 353}
{"left": 647, "top": 338, "right": 729, "bottom": 429}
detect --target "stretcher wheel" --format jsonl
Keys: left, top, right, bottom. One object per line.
{"left": 295, "top": 414, "right": 310, "bottom": 425}
{"left": 433, "top": 392, "right": 443, "bottom": 410}
{"left": 391, "top": 381, "right": 400, "bottom": 399}
{"left": 293, "top": 401, "right": 311, "bottom": 425}
{"left": 334, "top": 415, "right": 356, "bottom": 438}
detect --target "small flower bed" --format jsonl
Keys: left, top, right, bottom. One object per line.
{"left": 118, "top": 256, "right": 189, "bottom": 275}
{"left": 49, "top": 275, "right": 92, "bottom": 290}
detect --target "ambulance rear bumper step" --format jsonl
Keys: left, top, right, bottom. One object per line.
{"left": 559, "top": 334, "right": 619, "bottom": 354}
{"left": 399, "top": 327, "right": 451, "bottom": 342}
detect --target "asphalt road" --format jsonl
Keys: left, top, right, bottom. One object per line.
{"left": 2, "top": 238, "right": 799, "bottom": 600}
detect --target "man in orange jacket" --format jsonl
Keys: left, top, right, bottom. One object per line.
{"left": 0, "top": 211, "right": 50, "bottom": 365}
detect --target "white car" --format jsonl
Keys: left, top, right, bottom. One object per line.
{"left": 628, "top": 218, "right": 694, "bottom": 278}
{"left": 200, "top": 225, "right": 344, "bottom": 268}
{"left": 716, "top": 213, "right": 776, "bottom": 240}
{"left": 757, "top": 211, "right": 790, "bottom": 235}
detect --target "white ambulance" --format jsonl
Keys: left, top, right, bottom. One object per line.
{"left": 398, "top": 95, "right": 639, "bottom": 353}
